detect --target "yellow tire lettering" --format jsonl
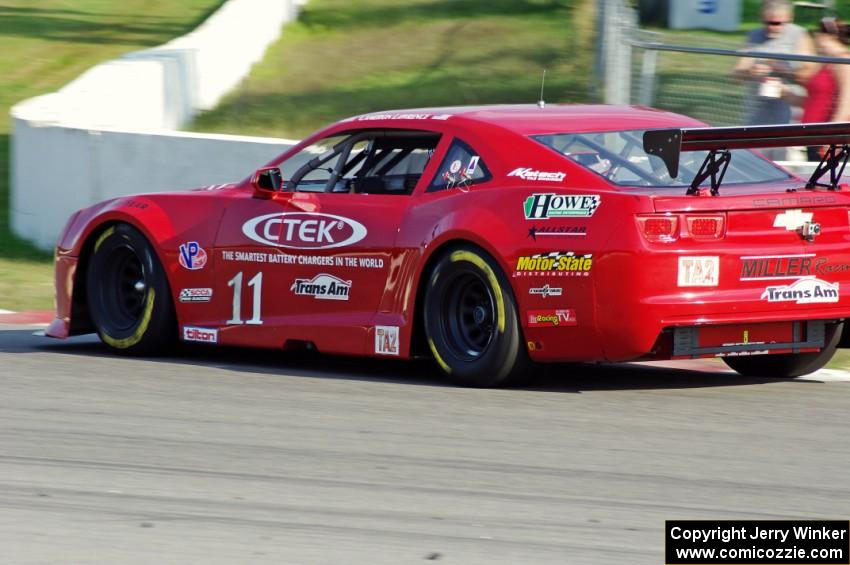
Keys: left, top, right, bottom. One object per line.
{"left": 449, "top": 251, "right": 506, "bottom": 333}
{"left": 102, "top": 288, "right": 156, "bottom": 349}
{"left": 93, "top": 226, "right": 115, "bottom": 253}
{"left": 428, "top": 338, "right": 452, "bottom": 375}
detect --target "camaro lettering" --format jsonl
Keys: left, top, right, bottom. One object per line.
{"left": 752, "top": 196, "right": 837, "bottom": 207}
{"left": 523, "top": 193, "right": 600, "bottom": 219}
{"left": 760, "top": 278, "right": 839, "bottom": 304}
{"left": 242, "top": 213, "right": 367, "bottom": 250}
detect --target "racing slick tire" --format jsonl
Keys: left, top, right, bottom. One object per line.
{"left": 722, "top": 322, "right": 843, "bottom": 378}
{"left": 423, "top": 246, "right": 529, "bottom": 387}
{"left": 86, "top": 223, "right": 176, "bottom": 355}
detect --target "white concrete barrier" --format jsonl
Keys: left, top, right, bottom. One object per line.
{"left": 11, "top": 0, "right": 306, "bottom": 251}
{"left": 11, "top": 124, "right": 296, "bottom": 250}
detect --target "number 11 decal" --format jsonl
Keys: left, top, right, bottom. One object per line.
{"left": 227, "top": 271, "right": 263, "bottom": 325}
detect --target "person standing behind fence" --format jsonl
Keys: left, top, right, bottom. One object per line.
{"left": 797, "top": 18, "right": 850, "bottom": 160}
{"left": 732, "top": 0, "right": 814, "bottom": 159}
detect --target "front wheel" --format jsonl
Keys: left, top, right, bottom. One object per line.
{"left": 423, "top": 246, "right": 529, "bottom": 387}
{"left": 86, "top": 223, "right": 176, "bottom": 354}
{"left": 722, "top": 323, "right": 842, "bottom": 378}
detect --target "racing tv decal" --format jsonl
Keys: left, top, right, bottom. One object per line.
{"left": 179, "top": 242, "right": 208, "bottom": 270}
{"left": 761, "top": 278, "right": 839, "bottom": 304}
{"left": 677, "top": 257, "right": 719, "bottom": 287}
{"left": 375, "top": 326, "right": 400, "bottom": 355}
{"left": 291, "top": 274, "right": 351, "bottom": 301}
{"left": 242, "top": 212, "right": 367, "bottom": 250}
{"left": 527, "top": 309, "right": 577, "bottom": 327}
{"left": 524, "top": 193, "right": 600, "bottom": 219}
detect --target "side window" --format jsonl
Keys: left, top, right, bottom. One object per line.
{"left": 280, "top": 130, "right": 440, "bottom": 195}
{"left": 428, "top": 139, "right": 491, "bottom": 192}
{"left": 278, "top": 135, "right": 349, "bottom": 192}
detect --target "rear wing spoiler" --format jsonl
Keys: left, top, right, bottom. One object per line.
{"left": 643, "top": 122, "right": 850, "bottom": 194}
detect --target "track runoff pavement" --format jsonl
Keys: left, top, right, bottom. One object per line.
{"left": 1, "top": 322, "right": 849, "bottom": 565}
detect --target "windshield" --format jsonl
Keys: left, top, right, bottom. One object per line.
{"left": 533, "top": 130, "right": 792, "bottom": 188}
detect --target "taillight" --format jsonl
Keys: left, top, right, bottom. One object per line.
{"left": 637, "top": 214, "right": 679, "bottom": 242}
{"left": 685, "top": 214, "right": 726, "bottom": 239}
{"left": 637, "top": 213, "right": 726, "bottom": 242}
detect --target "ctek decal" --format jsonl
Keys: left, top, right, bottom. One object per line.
{"left": 183, "top": 326, "right": 218, "bottom": 343}
{"left": 773, "top": 209, "right": 813, "bottom": 231}
{"left": 527, "top": 225, "right": 586, "bottom": 240}
{"left": 678, "top": 256, "right": 719, "bottom": 287}
{"left": 523, "top": 193, "right": 600, "bottom": 219}
{"left": 242, "top": 212, "right": 367, "bottom": 250}
{"left": 375, "top": 326, "right": 400, "bottom": 355}
{"left": 178, "top": 242, "right": 208, "bottom": 270}
{"left": 508, "top": 168, "right": 567, "bottom": 182}
{"left": 761, "top": 278, "right": 839, "bottom": 304}
{"left": 179, "top": 288, "right": 213, "bottom": 303}
{"left": 291, "top": 274, "right": 351, "bottom": 301}
{"left": 514, "top": 252, "right": 592, "bottom": 277}
{"left": 527, "top": 309, "right": 577, "bottom": 327}
{"left": 529, "top": 285, "right": 563, "bottom": 298}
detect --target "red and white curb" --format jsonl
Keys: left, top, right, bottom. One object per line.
{"left": 0, "top": 310, "right": 53, "bottom": 326}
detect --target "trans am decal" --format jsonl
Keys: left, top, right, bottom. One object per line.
{"left": 242, "top": 212, "right": 367, "bottom": 250}
{"left": 761, "top": 278, "right": 839, "bottom": 304}
{"left": 523, "top": 193, "right": 600, "bottom": 219}
{"left": 291, "top": 274, "right": 351, "bottom": 301}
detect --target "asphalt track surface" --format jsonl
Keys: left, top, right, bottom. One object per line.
{"left": 2, "top": 325, "right": 849, "bottom": 564}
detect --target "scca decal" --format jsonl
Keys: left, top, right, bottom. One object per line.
{"left": 242, "top": 212, "right": 367, "bottom": 250}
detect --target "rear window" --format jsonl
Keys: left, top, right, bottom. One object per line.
{"left": 533, "top": 129, "right": 791, "bottom": 188}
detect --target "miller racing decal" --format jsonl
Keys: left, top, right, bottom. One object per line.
{"left": 179, "top": 288, "right": 213, "bottom": 303}
{"left": 508, "top": 168, "right": 567, "bottom": 182}
{"left": 514, "top": 252, "right": 592, "bottom": 277}
{"left": 761, "top": 278, "right": 839, "bottom": 304}
{"left": 242, "top": 212, "right": 367, "bottom": 250}
{"left": 524, "top": 193, "right": 600, "bottom": 219}
{"left": 677, "top": 257, "right": 719, "bottom": 287}
{"left": 291, "top": 274, "right": 351, "bottom": 301}
{"left": 182, "top": 326, "right": 218, "bottom": 343}
{"left": 375, "top": 326, "right": 400, "bottom": 355}
{"left": 178, "top": 242, "right": 208, "bottom": 270}
{"left": 527, "top": 309, "right": 577, "bottom": 327}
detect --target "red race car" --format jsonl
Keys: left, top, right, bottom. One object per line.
{"left": 47, "top": 105, "right": 850, "bottom": 386}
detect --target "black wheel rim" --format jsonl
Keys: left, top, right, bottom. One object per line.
{"left": 440, "top": 270, "right": 497, "bottom": 360}
{"left": 99, "top": 244, "right": 148, "bottom": 332}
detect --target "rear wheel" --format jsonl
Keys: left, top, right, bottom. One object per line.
{"left": 86, "top": 223, "right": 175, "bottom": 354}
{"left": 722, "top": 323, "right": 842, "bottom": 378}
{"left": 423, "top": 246, "right": 528, "bottom": 387}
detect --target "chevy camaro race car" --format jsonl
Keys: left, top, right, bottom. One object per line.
{"left": 46, "top": 105, "right": 850, "bottom": 386}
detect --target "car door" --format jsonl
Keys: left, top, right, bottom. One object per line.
{"left": 212, "top": 128, "right": 443, "bottom": 355}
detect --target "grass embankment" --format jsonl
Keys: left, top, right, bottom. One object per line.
{"left": 191, "top": 0, "right": 596, "bottom": 139}
{"left": 0, "top": 0, "right": 226, "bottom": 310}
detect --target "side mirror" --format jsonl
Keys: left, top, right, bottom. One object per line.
{"left": 252, "top": 167, "right": 283, "bottom": 196}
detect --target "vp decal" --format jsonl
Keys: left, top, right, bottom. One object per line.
{"left": 179, "top": 242, "right": 208, "bottom": 270}
{"left": 242, "top": 212, "right": 367, "bottom": 250}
